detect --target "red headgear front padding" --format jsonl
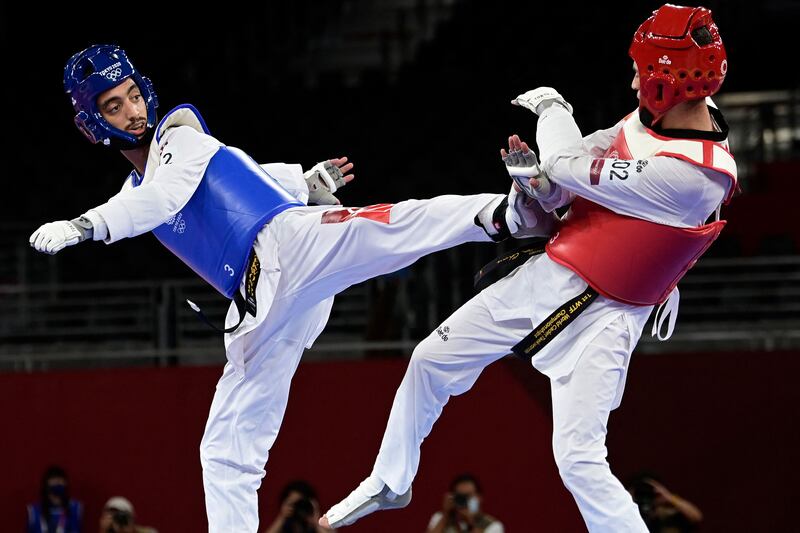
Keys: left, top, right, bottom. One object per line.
{"left": 630, "top": 4, "right": 727, "bottom": 124}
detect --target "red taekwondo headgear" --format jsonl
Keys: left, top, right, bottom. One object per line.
{"left": 630, "top": 4, "right": 727, "bottom": 124}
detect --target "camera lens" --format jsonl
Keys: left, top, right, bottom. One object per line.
{"left": 112, "top": 510, "right": 131, "bottom": 526}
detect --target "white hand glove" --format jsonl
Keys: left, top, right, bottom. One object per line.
{"left": 503, "top": 146, "right": 543, "bottom": 193}
{"left": 512, "top": 87, "right": 573, "bottom": 116}
{"left": 304, "top": 160, "right": 347, "bottom": 205}
{"left": 502, "top": 145, "right": 559, "bottom": 205}
{"left": 29, "top": 221, "right": 83, "bottom": 255}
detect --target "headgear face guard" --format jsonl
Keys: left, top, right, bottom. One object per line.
{"left": 629, "top": 4, "right": 727, "bottom": 125}
{"left": 64, "top": 44, "right": 159, "bottom": 149}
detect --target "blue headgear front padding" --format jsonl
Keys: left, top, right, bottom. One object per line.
{"left": 133, "top": 105, "right": 303, "bottom": 299}
{"left": 64, "top": 44, "right": 158, "bottom": 149}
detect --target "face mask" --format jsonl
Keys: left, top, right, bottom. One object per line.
{"left": 467, "top": 496, "right": 480, "bottom": 514}
{"left": 48, "top": 484, "right": 66, "bottom": 498}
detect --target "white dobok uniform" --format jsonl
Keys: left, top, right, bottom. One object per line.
{"left": 365, "top": 102, "right": 734, "bottom": 533}
{"left": 81, "top": 107, "right": 501, "bottom": 532}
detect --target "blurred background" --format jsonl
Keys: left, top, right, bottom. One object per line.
{"left": 2, "top": 0, "right": 799, "bottom": 531}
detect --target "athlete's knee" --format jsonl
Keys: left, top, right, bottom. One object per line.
{"left": 409, "top": 336, "right": 441, "bottom": 368}
{"left": 410, "top": 340, "right": 482, "bottom": 399}
{"left": 410, "top": 336, "right": 459, "bottom": 379}
{"left": 556, "top": 456, "right": 595, "bottom": 487}
{"left": 199, "top": 428, "right": 232, "bottom": 472}
{"left": 552, "top": 438, "right": 609, "bottom": 488}
{"left": 407, "top": 337, "right": 464, "bottom": 398}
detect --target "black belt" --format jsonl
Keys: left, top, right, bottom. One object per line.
{"left": 510, "top": 286, "right": 598, "bottom": 360}
{"left": 189, "top": 248, "right": 261, "bottom": 334}
{"left": 473, "top": 239, "right": 548, "bottom": 292}
{"left": 474, "top": 240, "right": 599, "bottom": 361}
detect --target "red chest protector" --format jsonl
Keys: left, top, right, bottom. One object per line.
{"left": 545, "top": 110, "right": 737, "bottom": 306}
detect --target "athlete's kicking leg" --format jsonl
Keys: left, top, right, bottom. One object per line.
{"left": 321, "top": 268, "right": 532, "bottom": 528}
{"left": 200, "top": 193, "right": 517, "bottom": 532}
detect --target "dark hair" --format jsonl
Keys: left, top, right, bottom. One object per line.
{"left": 449, "top": 473, "right": 482, "bottom": 494}
{"left": 40, "top": 465, "right": 70, "bottom": 516}
{"left": 279, "top": 480, "right": 318, "bottom": 504}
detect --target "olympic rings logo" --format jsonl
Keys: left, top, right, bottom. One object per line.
{"left": 164, "top": 213, "right": 187, "bottom": 234}
{"left": 105, "top": 68, "right": 123, "bottom": 81}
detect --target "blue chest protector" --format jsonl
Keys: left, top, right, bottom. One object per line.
{"left": 132, "top": 105, "right": 303, "bottom": 298}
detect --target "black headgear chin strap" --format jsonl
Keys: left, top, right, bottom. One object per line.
{"left": 638, "top": 107, "right": 656, "bottom": 129}
{"left": 107, "top": 119, "right": 158, "bottom": 151}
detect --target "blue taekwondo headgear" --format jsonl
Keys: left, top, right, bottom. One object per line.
{"left": 64, "top": 44, "right": 159, "bottom": 149}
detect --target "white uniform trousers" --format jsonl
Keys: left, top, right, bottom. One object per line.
{"left": 371, "top": 269, "right": 648, "bottom": 533}
{"left": 201, "top": 193, "right": 499, "bottom": 532}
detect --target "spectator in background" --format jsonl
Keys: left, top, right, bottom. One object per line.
{"left": 263, "top": 480, "right": 336, "bottom": 533}
{"left": 427, "top": 474, "right": 504, "bottom": 533}
{"left": 27, "top": 465, "right": 83, "bottom": 533}
{"left": 98, "top": 497, "right": 157, "bottom": 533}
{"left": 627, "top": 473, "right": 703, "bottom": 532}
